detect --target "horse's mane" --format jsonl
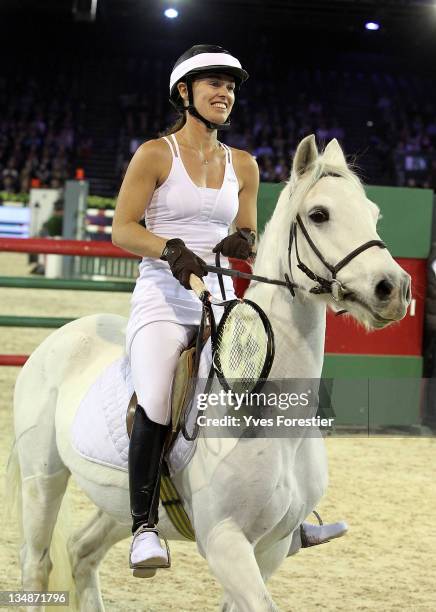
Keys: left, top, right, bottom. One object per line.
{"left": 252, "top": 146, "right": 366, "bottom": 295}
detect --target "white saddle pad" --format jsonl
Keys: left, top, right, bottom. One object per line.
{"left": 70, "top": 342, "right": 213, "bottom": 476}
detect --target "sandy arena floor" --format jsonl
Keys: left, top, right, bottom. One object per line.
{"left": 1, "top": 253, "right": 435, "bottom": 611}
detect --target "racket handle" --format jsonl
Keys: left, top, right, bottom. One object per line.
{"left": 189, "top": 274, "right": 210, "bottom": 300}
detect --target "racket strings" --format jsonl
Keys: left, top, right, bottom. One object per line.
{"left": 215, "top": 303, "right": 269, "bottom": 387}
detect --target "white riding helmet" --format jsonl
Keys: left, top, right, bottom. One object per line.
{"left": 169, "top": 44, "right": 249, "bottom": 130}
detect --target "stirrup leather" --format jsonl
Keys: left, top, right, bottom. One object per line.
{"left": 129, "top": 525, "right": 171, "bottom": 572}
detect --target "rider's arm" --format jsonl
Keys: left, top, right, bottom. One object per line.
{"left": 233, "top": 150, "right": 259, "bottom": 246}
{"left": 112, "top": 140, "right": 171, "bottom": 258}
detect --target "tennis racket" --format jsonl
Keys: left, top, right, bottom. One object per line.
{"left": 189, "top": 274, "right": 275, "bottom": 395}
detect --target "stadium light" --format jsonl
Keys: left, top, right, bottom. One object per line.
{"left": 164, "top": 8, "right": 179, "bottom": 19}
{"left": 365, "top": 21, "right": 380, "bottom": 31}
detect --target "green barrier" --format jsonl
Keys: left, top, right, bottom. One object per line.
{"left": 0, "top": 276, "right": 134, "bottom": 292}
{"left": 367, "top": 186, "right": 433, "bottom": 259}
{"left": 0, "top": 316, "right": 74, "bottom": 328}
{"left": 258, "top": 183, "right": 433, "bottom": 259}
{"left": 322, "top": 354, "right": 423, "bottom": 427}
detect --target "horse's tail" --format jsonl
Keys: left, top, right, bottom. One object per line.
{"left": 4, "top": 441, "right": 78, "bottom": 611}
{"left": 47, "top": 490, "right": 78, "bottom": 610}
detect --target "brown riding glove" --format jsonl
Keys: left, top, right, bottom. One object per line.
{"left": 212, "top": 227, "right": 256, "bottom": 260}
{"left": 160, "top": 238, "right": 208, "bottom": 290}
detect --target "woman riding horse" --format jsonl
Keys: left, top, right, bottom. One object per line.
{"left": 112, "top": 44, "right": 347, "bottom": 577}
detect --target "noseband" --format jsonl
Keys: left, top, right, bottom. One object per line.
{"left": 286, "top": 214, "right": 387, "bottom": 301}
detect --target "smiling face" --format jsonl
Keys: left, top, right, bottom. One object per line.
{"left": 177, "top": 72, "right": 236, "bottom": 124}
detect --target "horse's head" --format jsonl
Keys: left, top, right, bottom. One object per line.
{"left": 280, "top": 134, "right": 411, "bottom": 329}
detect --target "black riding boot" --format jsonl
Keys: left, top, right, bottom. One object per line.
{"left": 128, "top": 404, "right": 168, "bottom": 534}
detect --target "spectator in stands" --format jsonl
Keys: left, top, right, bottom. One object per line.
{"left": 77, "top": 135, "right": 93, "bottom": 160}
{"left": 50, "top": 177, "right": 63, "bottom": 189}
{"left": 253, "top": 139, "right": 274, "bottom": 158}
{"left": 19, "top": 159, "right": 34, "bottom": 193}
{"left": 1, "top": 158, "right": 19, "bottom": 192}
{"left": 274, "top": 156, "right": 290, "bottom": 182}
{"left": 32, "top": 111, "right": 47, "bottom": 136}
{"left": 58, "top": 121, "right": 75, "bottom": 150}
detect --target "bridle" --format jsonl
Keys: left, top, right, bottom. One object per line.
{"left": 209, "top": 183, "right": 387, "bottom": 305}
{"left": 285, "top": 213, "right": 387, "bottom": 302}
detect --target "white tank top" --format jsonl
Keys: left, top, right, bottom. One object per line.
{"left": 126, "top": 133, "right": 239, "bottom": 346}
{"left": 142, "top": 133, "right": 239, "bottom": 259}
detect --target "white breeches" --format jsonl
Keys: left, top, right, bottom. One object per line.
{"left": 128, "top": 321, "right": 197, "bottom": 426}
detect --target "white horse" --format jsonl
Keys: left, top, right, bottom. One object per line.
{"left": 5, "top": 135, "right": 410, "bottom": 612}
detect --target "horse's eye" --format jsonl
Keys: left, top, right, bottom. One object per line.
{"left": 309, "top": 208, "right": 329, "bottom": 224}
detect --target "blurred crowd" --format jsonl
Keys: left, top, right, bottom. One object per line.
{"left": 117, "top": 58, "right": 436, "bottom": 192}
{"left": 1, "top": 56, "right": 436, "bottom": 196}
{"left": 370, "top": 85, "right": 436, "bottom": 190}
{"left": 0, "top": 72, "right": 86, "bottom": 193}
{"left": 117, "top": 62, "right": 349, "bottom": 185}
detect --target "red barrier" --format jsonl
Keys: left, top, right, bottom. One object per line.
{"left": 229, "top": 258, "right": 252, "bottom": 298}
{"left": 0, "top": 237, "right": 137, "bottom": 258}
{"left": 325, "top": 257, "right": 425, "bottom": 356}
{"left": 0, "top": 354, "right": 28, "bottom": 366}
{"left": 0, "top": 245, "right": 253, "bottom": 369}
{"left": 0, "top": 240, "right": 254, "bottom": 294}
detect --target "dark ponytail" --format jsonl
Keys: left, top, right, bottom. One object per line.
{"left": 159, "top": 112, "right": 186, "bottom": 137}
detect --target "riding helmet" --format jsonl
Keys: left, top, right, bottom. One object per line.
{"left": 169, "top": 44, "right": 249, "bottom": 130}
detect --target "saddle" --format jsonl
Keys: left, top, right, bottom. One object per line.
{"left": 125, "top": 325, "right": 209, "bottom": 442}
{"left": 126, "top": 253, "right": 246, "bottom": 439}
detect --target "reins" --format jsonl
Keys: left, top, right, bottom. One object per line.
{"left": 206, "top": 213, "right": 386, "bottom": 306}
{"left": 205, "top": 262, "right": 296, "bottom": 293}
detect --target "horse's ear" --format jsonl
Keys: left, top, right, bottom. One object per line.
{"left": 322, "top": 139, "right": 348, "bottom": 170}
{"left": 292, "top": 134, "right": 318, "bottom": 177}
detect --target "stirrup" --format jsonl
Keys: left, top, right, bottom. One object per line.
{"left": 129, "top": 525, "right": 171, "bottom": 578}
{"left": 300, "top": 510, "right": 326, "bottom": 548}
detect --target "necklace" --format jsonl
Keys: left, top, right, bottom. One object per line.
{"left": 201, "top": 142, "right": 220, "bottom": 165}
{"left": 178, "top": 136, "right": 219, "bottom": 165}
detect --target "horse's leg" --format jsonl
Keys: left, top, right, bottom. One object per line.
{"left": 67, "top": 509, "right": 130, "bottom": 612}
{"left": 218, "top": 592, "right": 237, "bottom": 612}
{"left": 20, "top": 469, "right": 70, "bottom": 603}
{"left": 287, "top": 527, "right": 302, "bottom": 557}
{"left": 206, "top": 518, "right": 278, "bottom": 612}
{"left": 218, "top": 537, "right": 295, "bottom": 612}
{"left": 255, "top": 536, "right": 293, "bottom": 582}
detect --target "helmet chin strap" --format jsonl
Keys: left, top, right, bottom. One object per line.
{"left": 186, "top": 104, "right": 231, "bottom": 130}
{"left": 186, "top": 78, "right": 232, "bottom": 131}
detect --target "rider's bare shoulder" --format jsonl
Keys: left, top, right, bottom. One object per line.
{"left": 131, "top": 138, "right": 172, "bottom": 188}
